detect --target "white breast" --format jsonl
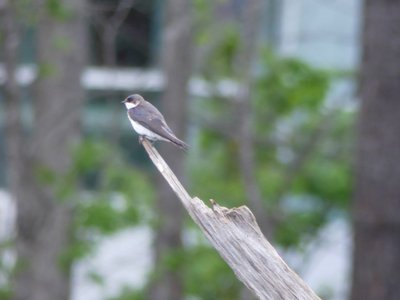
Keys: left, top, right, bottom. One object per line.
{"left": 127, "top": 114, "right": 168, "bottom": 142}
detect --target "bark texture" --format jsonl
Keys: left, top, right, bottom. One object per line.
{"left": 2, "top": 1, "right": 87, "bottom": 299}
{"left": 0, "top": 1, "right": 23, "bottom": 198}
{"left": 149, "top": 0, "right": 192, "bottom": 299}
{"left": 142, "top": 139, "right": 320, "bottom": 300}
{"left": 351, "top": 1, "right": 400, "bottom": 299}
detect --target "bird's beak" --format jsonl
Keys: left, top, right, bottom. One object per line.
{"left": 121, "top": 99, "right": 127, "bottom": 103}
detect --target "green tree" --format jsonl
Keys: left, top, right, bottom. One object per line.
{"left": 183, "top": 2, "right": 353, "bottom": 298}
{"left": 191, "top": 24, "right": 352, "bottom": 250}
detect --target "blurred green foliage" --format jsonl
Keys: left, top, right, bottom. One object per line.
{"left": 56, "top": 140, "right": 154, "bottom": 269}
{"left": 1, "top": 2, "right": 354, "bottom": 299}
{"left": 45, "top": 0, "right": 72, "bottom": 20}
{"left": 182, "top": 11, "right": 352, "bottom": 299}
{"left": 107, "top": 4, "right": 354, "bottom": 299}
{"left": 190, "top": 41, "right": 353, "bottom": 249}
{"left": 112, "top": 18, "right": 354, "bottom": 300}
{"left": 183, "top": 244, "right": 241, "bottom": 298}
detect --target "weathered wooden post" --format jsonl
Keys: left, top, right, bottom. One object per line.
{"left": 142, "top": 139, "right": 320, "bottom": 300}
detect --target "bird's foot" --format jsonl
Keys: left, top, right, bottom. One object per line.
{"left": 139, "top": 136, "right": 156, "bottom": 148}
{"left": 138, "top": 135, "right": 145, "bottom": 145}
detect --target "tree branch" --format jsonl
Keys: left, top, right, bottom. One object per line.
{"left": 141, "top": 139, "right": 320, "bottom": 300}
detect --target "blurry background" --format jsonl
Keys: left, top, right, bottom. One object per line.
{"left": 0, "top": 0, "right": 399, "bottom": 300}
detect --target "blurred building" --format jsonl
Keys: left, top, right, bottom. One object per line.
{"left": 279, "top": 0, "right": 361, "bottom": 70}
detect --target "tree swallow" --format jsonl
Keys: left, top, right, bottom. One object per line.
{"left": 122, "top": 94, "right": 189, "bottom": 150}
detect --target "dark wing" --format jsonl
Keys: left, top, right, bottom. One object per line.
{"left": 128, "top": 103, "right": 189, "bottom": 150}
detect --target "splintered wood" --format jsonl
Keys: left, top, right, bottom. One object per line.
{"left": 141, "top": 139, "right": 320, "bottom": 300}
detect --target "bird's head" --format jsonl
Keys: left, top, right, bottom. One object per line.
{"left": 122, "top": 94, "right": 143, "bottom": 109}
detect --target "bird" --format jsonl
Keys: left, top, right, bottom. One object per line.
{"left": 122, "top": 94, "right": 189, "bottom": 150}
